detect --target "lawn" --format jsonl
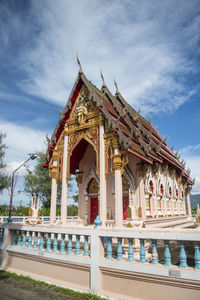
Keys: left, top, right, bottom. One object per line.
{"left": 0, "top": 270, "right": 107, "bottom": 300}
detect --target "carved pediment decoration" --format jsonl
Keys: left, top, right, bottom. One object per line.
{"left": 161, "top": 162, "right": 168, "bottom": 173}
{"left": 137, "top": 164, "right": 149, "bottom": 179}
{"left": 152, "top": 162, "right": 159, "bottom": 177}
{"left": 176, "top": 175, "right": 182, "bottom": 186}
{"left": 122, "top": 175, "right": 130, "bottom": 192}
{"left": 88, "top": 178, "right": 99, "bottom": 194}
{"left": 71, "top": 86, "right": 98, "bottom": 124}
{"left": 169, "top": 166, "right": 176, "bottom": 177}
{"left": 66, "top": 126, "right": 100, "bottom": 180}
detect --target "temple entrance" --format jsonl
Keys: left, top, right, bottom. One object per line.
{"left": 87, "top": 177, "right": 99, "bottom": 224}
{"left": 123, "top": 195, "right": 129, "bottom": 220}
{"left": 122, "top": 175, "right": 130, "bottom": 220}
{"left": 90, "top": 197, "right": 98, "bottom": 224}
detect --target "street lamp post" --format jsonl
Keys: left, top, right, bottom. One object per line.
{"left": 7, "top": 154, "right": 37, "bottom": 223}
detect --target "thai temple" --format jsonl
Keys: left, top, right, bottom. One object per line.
{"left": 44, "top": 63, "right": 194, "bottom": 229}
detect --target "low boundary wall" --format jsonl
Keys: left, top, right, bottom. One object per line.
{"left": 0, "top": 224, "right": 200, "bottom": 300}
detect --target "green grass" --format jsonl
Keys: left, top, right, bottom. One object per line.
{"left": 0, "top": 270, "right": 107, "bottom": 300}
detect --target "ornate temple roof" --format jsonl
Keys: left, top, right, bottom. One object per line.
{"left": 44, "top": 68, "right": 193, "bottom": 185}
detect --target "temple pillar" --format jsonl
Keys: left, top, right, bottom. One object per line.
{"left": 154, "top": 196, "right": 158, "bottom": 218}
{"left": 186, "top": 188, "right": 192, "bottom": 218}
{"left": 171, "top": 200, "right": 174, "bottom": 216}
{"left": 50, "top": 161, "right": 58, "bottom": 224}
{"left": 163, "top": 196, "right": 166, "bottom": 217}
{"left": 170, "top": 200, "right": 172, "bottom": 216}
{"left": 99, "top": 123, "right": 107, "bottom": 226}
{"left": 137, "top": 165, "right": 146, "bottom": 219}
{"left": 84, "top": 195, "right": 89, "bottom": 221}
{"left": 178, "top": 199, "right": 181, "bottom": 215}
{"left": 150, "top": 196, "right": 154, "bottom": 217}
{"left": 183, "top": 197, "right": 186, "bottom": 214}
{"left": 61, "top": 134, "right": 69, "bottom": 225}
{"left": 113, "top": 149, "right": 123, "bottom": 227}
{"left": 76, "top": 172, "right": 84, "bottom": 220}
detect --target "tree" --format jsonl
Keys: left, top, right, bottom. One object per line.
{"left": 23, "top": 151, "right": 60, "bottom": 209}
{"left": 67, "top": 204, "right": 78, "bottom": 216}
{"left": 0, "top": 204, "right": 9, "bottom": 216}
{"left": 0, "top": 132, "right": 9, "bottom": 193}
{"left": 23, "top": 150, "right": 75, "bottom": 209}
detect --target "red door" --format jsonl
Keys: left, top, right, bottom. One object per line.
{"left": 123, "top": 195, "right": 129, "bottom": 220}
{"left": 90, "top": 198, "right": 98, "bottom": 224}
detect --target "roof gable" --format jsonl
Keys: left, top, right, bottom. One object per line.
{"left": 45, "top": 70, "right": 193, "bottom": 184}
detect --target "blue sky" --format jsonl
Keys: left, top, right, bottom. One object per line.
{"left": 0, "top": 0, "right": 200, "bottom": 206}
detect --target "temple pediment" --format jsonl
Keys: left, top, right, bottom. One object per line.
{"left": 46, "top": 67, "right": 194, "bottom": 227}
{"left": 45, "top": 69, "right": 193, "bottom": 186}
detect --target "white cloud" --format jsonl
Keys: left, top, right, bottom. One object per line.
{"left": 180, "top": 144, "right": 200, "bottom": 156}
{"left": 0, "top": 120, "right": 50, "bottom": 206}
{"left": 179, "top": 144, "right": 200, "bottom": 194}
{"left": 1, "top": 0, "right": 197, "bottom": 115}
{"left": 0, "top": 120, "right": 49, "bottom": 172}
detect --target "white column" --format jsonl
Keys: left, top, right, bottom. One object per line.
{"left": 115, "top": 168, "right": 123, "bottom": 227}
{"left": 84, "top": 195, "right": 89, "bottom": 221}
{"left": 150, "top": 196, "right": 154, "bottom": 217}
{"left": 139, "top": 180, "right": 146, "bottom": 219}
{"left": 78, "top": 183, "right": 85, "bottom": 220}
{"left": 177, "top": 199, "right": 179, "bottom": 215}
{"left": 61, "top": 134, "right": 69, "bottom": 225}
{"left": 154, "top": 196, "right": 158, "bottom": 217}
{"left": 114, "top": 149, "right": 123, "bottom": 228}
{"left": 50, "top": 163, "right": 58, "bottom": 224}
{"left": 186, "top": 190, "right": 192, "bottom": 218}
{"left": 99, "top": 124, "right": 107, "bottom": 226}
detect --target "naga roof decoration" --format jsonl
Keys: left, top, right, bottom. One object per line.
{"left": 44, "top": 69, "right": 193, "bottom": 185}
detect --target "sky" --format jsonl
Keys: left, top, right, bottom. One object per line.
{"left": 0, "top": 0, "right": 200, "bottom": 206}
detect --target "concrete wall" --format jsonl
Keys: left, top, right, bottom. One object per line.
{"left": 1, "top": 225, "right": 200, "bottom": 300}
{"left": 6, "top": 250, "right": 90, "bottom": 291}
{"left": 101, "top": 268, "right": 200, "bottom": 300}
{"left": 4, "top": 251, "right": 200, "bottom": 300}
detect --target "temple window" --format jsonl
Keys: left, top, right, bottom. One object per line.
{"left": 149, "top": 180, "right": 154, "bottom": 194}
{"left": 122, "top": 175, "right": 130, "bottom": 220}
{"left": 160, "top": 184, "right": 164, "bottom": 195}
{"left": 169, "top": 186, "right": 172, "bottom": 197}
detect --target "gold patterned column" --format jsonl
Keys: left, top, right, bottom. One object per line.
{"left": 49, "top": 150, "right": 59, "bottom": 224}
{"left": 99, "top": 122, "right": 107, "bottom": 226}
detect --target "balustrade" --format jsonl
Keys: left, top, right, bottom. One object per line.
{"left": 60, "top": 234, "right": 65, "bottom": 253}
{"left": 0, "top": 228, "right": 4, "bottom": 243}
{"left": 128, "top": 238, "right": 134, "bottom": 262}
{"left": 3, "top": 227, "right": 199, "bottom": 272}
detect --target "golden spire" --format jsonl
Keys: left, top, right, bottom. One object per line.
{"left": 76, "top": 52, "right": 82, "bottom": 74}
{"left": 149, "top": 113, "right": 151, "bottom": 123}
{"left": 114, "top": 78, "right": 119, "bottom": 94}
{"left": 100, "top": 69, "right": 106, "bottom": 88}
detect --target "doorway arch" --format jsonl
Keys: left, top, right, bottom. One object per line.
{"left": 87, "top": 178, "right": 99, "bottom": 224}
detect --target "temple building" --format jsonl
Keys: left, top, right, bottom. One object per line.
{"left": 44, "top": 65, "right": 194, "bottom": 228}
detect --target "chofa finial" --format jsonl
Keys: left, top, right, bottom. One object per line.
{"left": 76, "top": 52, "right": 82, "bottom": 74}
{"left": 100, "top": 69, "right": 106, "bottom": 87}
{"left": 149, "top": 113, "right": 151, "bottom": 123}
{"left": 114, "top": 78, "right": 119, "bottom": 94}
